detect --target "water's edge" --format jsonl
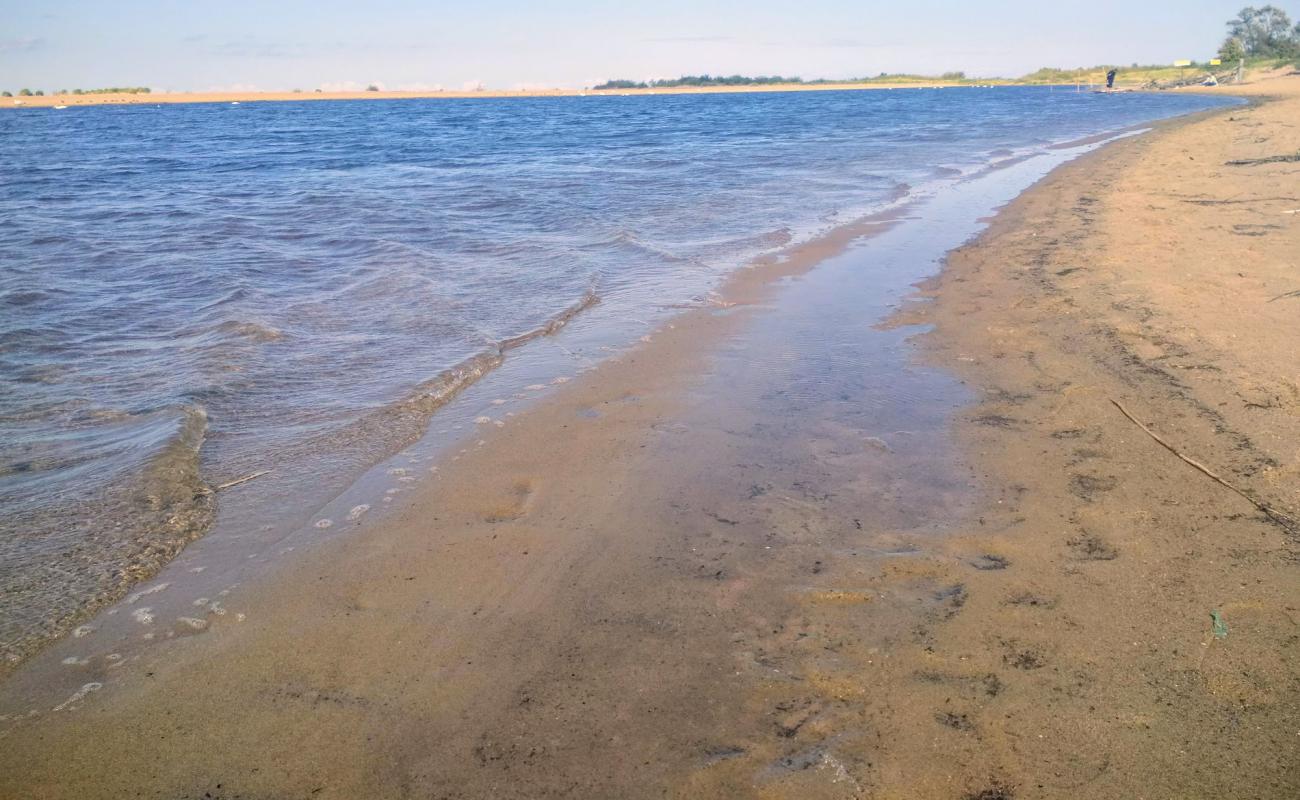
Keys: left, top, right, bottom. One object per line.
{"left": 0, "top": 95, "right": 1238, "bottom": 683}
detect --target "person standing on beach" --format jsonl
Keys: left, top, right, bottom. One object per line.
{"left": 1107, "top": 68, "right": 1117, "bottom": 89}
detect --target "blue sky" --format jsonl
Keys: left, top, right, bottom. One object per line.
{"left": 0, "top": 1, "right": 1265, "bottom": 91}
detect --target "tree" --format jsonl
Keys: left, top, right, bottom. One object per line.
{"left": 18, "top": 88, "right": 32, "bottom": 96}
{"left": 1, "top": 91, "right": 10, "bottom": 97}
{"left": 1226, "top": 5, "right": 1298, "bottom": 57}
{"left": 1219, "top": 36, "right": 1246, "bottom": 63}
{"left": 365, "top": 84, "right": 380, "bottom": 92}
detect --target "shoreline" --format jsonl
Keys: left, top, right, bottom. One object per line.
{"left": 1, "top": 81, "right": 1135, "bottom": 109}
{"left": 7, "top": 66, "right": 1285, "bottom": 111}
{"left": 2, "top": 77, "right": 1296, "bottom": 797}
{"left": 893, "top": 74, "right": 1300, "bottom": 795}
{"left": 1, "top": 98, "right": 1191, "bottom": 680}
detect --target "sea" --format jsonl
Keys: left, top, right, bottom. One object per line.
{"left": 0, "top": 86, "right": 1233, "bottom": 667}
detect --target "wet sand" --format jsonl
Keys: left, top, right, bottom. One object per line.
{"left": 2, "top": 76, "right": 1298, "bottom": 798}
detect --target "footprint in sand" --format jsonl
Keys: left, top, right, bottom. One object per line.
{"left": 482, "top": 479, "right": 538, "bottom": 523}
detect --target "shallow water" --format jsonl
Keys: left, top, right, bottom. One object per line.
{"left": 0, "top": 87, "right": 1232, "bottom": 665}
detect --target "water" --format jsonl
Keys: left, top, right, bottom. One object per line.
{"left": 0, "top": 87, "right": 1232, "bottom": 667}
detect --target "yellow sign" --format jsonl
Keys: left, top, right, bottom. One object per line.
{"left": 1209, "top": 59, "right": 1222, "bottom": 66}
{"left": 1173, "top": 59, "right": 1192, "bottom": 67}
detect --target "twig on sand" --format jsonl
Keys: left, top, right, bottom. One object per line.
{"left": 1225, "top": 153, "right": 1300, "bottom": 166}
{"left": 1110, "top": 399, "right": 1298, "bottom": 535}
{"left": 1267, "top": 289, "right": 1300, "bottom": 303}
{"left": 214, "top": 470, "right": 272, "bottom": 492}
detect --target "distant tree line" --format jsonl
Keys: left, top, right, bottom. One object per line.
{"left": 593, "top": 74, "right": 806, "bottom": 90}
{"left": 592, "top": 73, "right": 995, "bottom": 90}
{"left": 2, "top": 87, "right": 151, "bottom": 98}
{"left": 1219, "top": 5, "right": 1300, "bottom": 61}
{"left": 64, "top": 87, "right": 152, "bottom": 95}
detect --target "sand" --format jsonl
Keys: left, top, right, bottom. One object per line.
{"left": 1, "top": 75, "right": 1298, "bottom": 798}
{"left": 3, "top": 81, "right": 989, "bottom": 109}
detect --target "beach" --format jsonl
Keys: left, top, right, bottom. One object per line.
{"left": 2, "top": 82, "right": 987, "bottom": 109}
{"left": 0, "top": 73, "right": 1297, "bottom": 799}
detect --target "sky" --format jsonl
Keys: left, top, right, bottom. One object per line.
{"left": 0, "top": 1, "right": 1269, "bottom": 92}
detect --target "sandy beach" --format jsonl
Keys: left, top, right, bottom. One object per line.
{"left": 3, "top": 81, "right": 997, "bottom": 109}
{"left": 1, "top": 73, "right": 1297, "bottom": 799}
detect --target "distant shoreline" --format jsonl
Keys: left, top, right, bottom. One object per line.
{"left": 2, "top": 81, "right": 1083, "bottom": 109}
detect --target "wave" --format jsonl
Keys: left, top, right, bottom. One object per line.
{"left": 345, "top": 285, "right": 600, "bottom": 442}
{"left": 497, "top": 285, "right": 599, "bottom": 351}
{"left": 0, "top": 405, "right": 215, "bottom": 676}
{"left": 211, "top": 320, "right": 286, "bottom": 344}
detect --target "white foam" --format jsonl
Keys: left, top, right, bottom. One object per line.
{"left": 347, "top": 504, "right": 371, "bottom": 520}
{"left": 130, "top": 607, "right": 155, "bottom": 625}
{"left": 52, "top": 682, "right": 102, "bottom": 712}
{"left": 127, "top": 582, "right": 170, "bottom": 604}
{"left": 72, "top": 625, "right": 95, "bottom": 638}
{"left": 474, "top": 416, "right": 492, "bottom": 424}
{"left": 314, "top": 518, "right": 333, "bottom": 529}
{"left": 177, "top": 617, "right": 208, "bottom": 631}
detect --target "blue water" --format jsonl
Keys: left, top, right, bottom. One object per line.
{"left": 0, "top": 86, "right": 1231, "bottom": 663}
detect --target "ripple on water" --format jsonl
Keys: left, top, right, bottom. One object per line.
{"left": 0, "top": 88, "right": 1235, "bottom": 675}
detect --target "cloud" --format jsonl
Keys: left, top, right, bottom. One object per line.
{"left": 203, "top": 38, "right": 300, "bottom": 59}
{"left": 0, "top": 37, "right": 46, "bottom": 54}
{"left": 317, "top": 80, "right": 365, "bottom": 92}
{"left": 642, "top": 35, "right": 734, "bottom": 44}
{"left": 818, "top": 38, "right": 874, "bottom": 48}
{"left": 204, "top": 83, "right": 264, "bottom": 93}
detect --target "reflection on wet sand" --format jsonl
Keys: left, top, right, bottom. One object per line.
{"left": 0, "top": 141, "right": 1097, "bottom": 797}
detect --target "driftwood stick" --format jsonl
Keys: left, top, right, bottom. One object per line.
{"left": 214, "top": 470, "right": 272, "bottom": 492}
{"left": 1110, "top": 399, "right": 1298, "bottom": 535}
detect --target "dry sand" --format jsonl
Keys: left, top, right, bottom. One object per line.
{"left": 3, "top": 81, "right": 981, "bottom": 109}
{"left": 1, "top": 76, "right": 1298, "bottom": 799}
